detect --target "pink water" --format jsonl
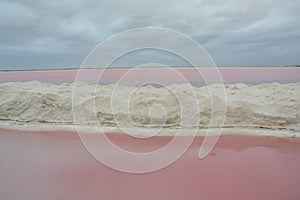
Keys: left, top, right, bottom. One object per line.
{"left": 1, "top": 67, "right": 300, "bottom": 85}
{"left": 0, "top": 129, "right": 300, "bottom": 200}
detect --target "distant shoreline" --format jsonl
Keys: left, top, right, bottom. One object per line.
{"left": 0, "top": 65, "right": 299, "bottom": 72}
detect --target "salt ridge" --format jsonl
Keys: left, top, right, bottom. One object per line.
{"left": 0, "top": 81, "right": 299, "bottom": 136}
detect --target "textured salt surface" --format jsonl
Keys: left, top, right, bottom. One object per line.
{"left": 0, "top": 81, "right": 299, "bottom": 136}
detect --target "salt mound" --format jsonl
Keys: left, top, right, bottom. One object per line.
{"left": 0, "top": 81, "right": 299, "bottom": 132}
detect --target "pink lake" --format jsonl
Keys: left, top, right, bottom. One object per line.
{"left": 1, "top": 67, "right": 300, "bottom": 85}
{"left": 0, "top": 129, "right": 300, "bottom": 200}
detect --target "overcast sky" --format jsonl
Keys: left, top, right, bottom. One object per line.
{"left": 0, "top": 0, "right": 300, "bottom": 70}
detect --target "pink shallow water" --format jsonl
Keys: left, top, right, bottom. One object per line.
{"left": 1, "top": 67, "right": 300, "bottom": 85}
{"left": 0, "top": 129, "right": 300, "bottom": 200}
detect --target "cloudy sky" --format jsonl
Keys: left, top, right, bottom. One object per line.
{"left": 0, "top": 0, "right": 300, "bottom": 70}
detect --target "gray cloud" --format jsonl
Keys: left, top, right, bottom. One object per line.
{"left": 0, "top": 0, "right": 299, "bottom": 70}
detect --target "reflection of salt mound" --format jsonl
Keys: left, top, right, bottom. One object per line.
{"left": 0, "top": 81, "right": 299, "bottom": 132}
